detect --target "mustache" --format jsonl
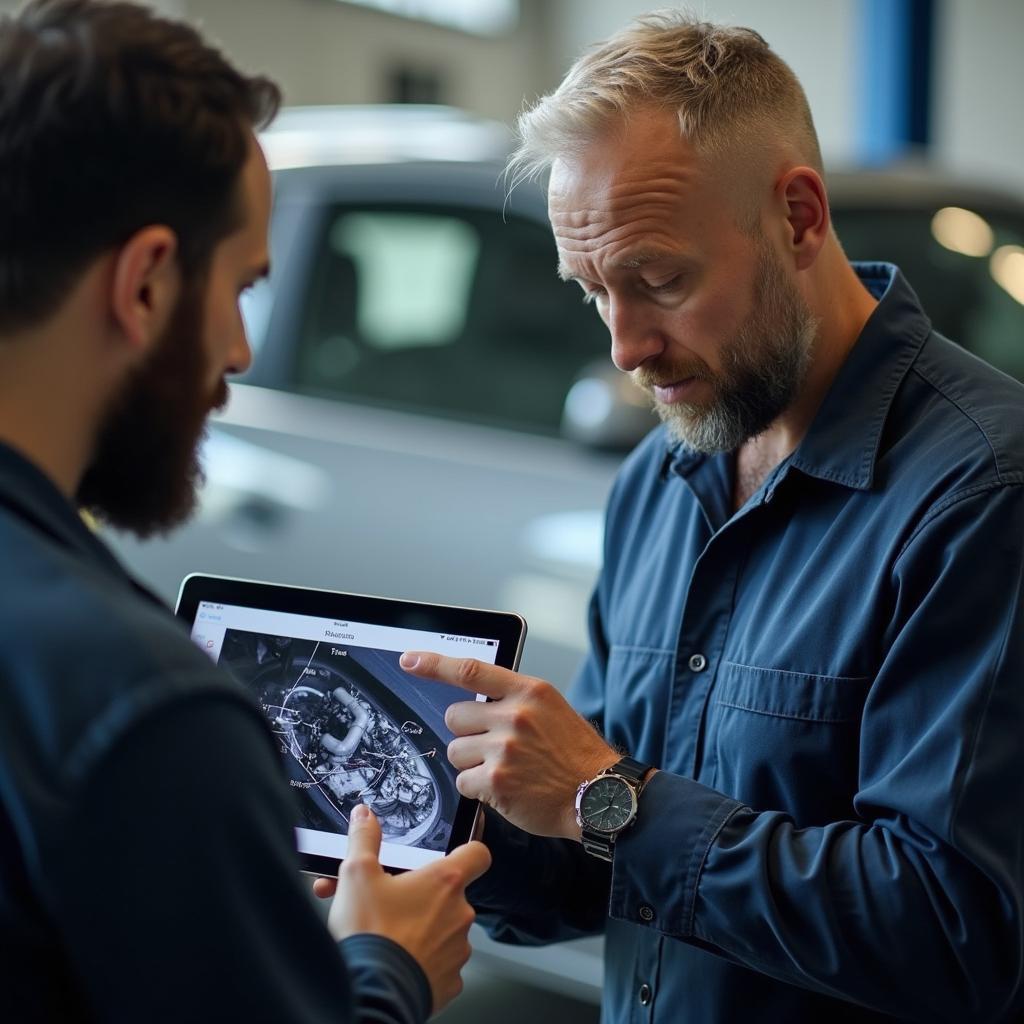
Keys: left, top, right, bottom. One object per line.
{"left": 632, "top": 358, "right": 713, "bottom": 391}
{"left": 210, "top": 378, "right": 230, "bottom": 412}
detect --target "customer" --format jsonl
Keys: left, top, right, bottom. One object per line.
{"left": 0, "top": 2, "right": 488, "bottom": 1021}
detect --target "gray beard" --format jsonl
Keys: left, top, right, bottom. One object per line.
{"left": 653, "top": 249, "right": 818, "bottom": 455}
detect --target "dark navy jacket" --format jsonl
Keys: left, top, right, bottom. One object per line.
{"left": 0, "top": 445, "right": 430, "bottom": 1022}
{"left": 473, "top": 265, "right": 1024, "bottom": 1022}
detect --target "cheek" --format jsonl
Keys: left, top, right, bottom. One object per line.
{"left": 203, "top": 285, "right": 242, "bottom": 359}
{"left": 670, "top": 279, "right": 754, "bottom": 370}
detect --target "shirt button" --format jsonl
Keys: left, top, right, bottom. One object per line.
{"left": 639, "top": 983, "right": 653, "bottom": 1006}
{"left": 688, "top": 653, "right": 707, "bottom": 672}
{"left": 639, "top": 903, "right": 655, "bottom": 922}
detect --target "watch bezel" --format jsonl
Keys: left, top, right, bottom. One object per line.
{"left": 575, "top": 772, "right": 639, "bottom": 835}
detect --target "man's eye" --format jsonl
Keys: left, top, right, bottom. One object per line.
{"left": 582, "top": 288, "right": 607, "bottom": 306}
{"left": 645, "top": 275, "right": 682, "bottom": 294}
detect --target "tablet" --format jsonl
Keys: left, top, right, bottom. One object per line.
{"left": 176, "top": 574, "right": 526, "bottom": 876}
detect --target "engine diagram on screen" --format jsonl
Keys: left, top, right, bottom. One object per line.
{"left": 270, "top": 677, "right": 440, "bottom": 844}
{"left": 218, "top": 630, "right": 455, "bottom": 851}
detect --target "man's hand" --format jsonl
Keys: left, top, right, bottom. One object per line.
{"left": 319, "top": 805, "right": 491, "bottom": 1014}
{"left": 399, "top": 652, "right": 619, "bottom": 840}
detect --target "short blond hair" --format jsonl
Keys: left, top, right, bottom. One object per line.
{"left": 510, "top": 10, "right": 822, "bottom": 191}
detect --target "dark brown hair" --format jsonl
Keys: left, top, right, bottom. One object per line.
{"left": 0, "top": 0, "right": 281, "bottom": 333}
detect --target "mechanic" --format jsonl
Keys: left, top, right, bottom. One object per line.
{"left": 0, "top": 2, "right": 488, "bottom": 1021}
{"left": 399, "top": 12, "right": 1024, "bottom": 1023}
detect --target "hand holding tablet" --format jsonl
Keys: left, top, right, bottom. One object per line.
{"left": 176, "top": 574, "right": 521, "bottom": 1014}
{"left": 326, "top": 803, "right": 491, "bottom": 1014}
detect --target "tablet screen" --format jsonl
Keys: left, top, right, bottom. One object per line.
{"left": 186, "top": 596, "right": 503, "bottom": 871}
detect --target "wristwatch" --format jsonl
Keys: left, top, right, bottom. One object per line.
{"left": 575, "top": 755, "right": 652, "bottom": 861}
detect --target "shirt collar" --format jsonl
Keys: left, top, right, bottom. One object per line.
{"left": 668, "top": 262, "right": 932, "bottom": 492}
{"left": 0, "top": 440, "right": 136, "bottom": 581}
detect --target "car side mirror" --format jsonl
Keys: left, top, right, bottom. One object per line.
{"left": 561, "top": 360, "right": 657, "bottom": 451}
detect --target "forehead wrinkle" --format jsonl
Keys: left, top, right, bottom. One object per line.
{"left": 550, "top": 195, "right": 684, "bottom": 246}
{"left": 556, "top": 221, "right": 682, "bottom": 283}
{"left": 553, "top": 200, "right": 684, "bottom": 248}
{"left": 550, "top": 162, "right": 707, "bottom": 283}
{"left": 550, "top": 178, "right": 698, "bottom": 248}
{"left": 550, "top": 175, "right": 693, "bottom": 220}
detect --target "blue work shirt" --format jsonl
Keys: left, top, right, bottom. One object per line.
{"left": 472, "top": 264, "right": 1024, "bottom": 1022}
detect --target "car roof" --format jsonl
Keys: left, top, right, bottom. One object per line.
{"left": 260, "top": 104, "right": 513, "bottom": 171}
{"left": 260, "top": 106, "right": 1024, "bottom": 220}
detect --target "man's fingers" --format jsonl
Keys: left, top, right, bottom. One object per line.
{"left": 312, "top": 877, "right": 338, "bottom": 899}
{"left": 453, "top": 764, "right": 489, "bottom": 802}
{"left": 442, "top": 839, "right": 492, "bottom": 885}
{"left": 445, "top": 699, "right": 492, "bottom": 736}
{"left": 400, "top": 652, "right": 523, "bottom": 699}
{"left": 344, "top": 803, "right": 382, "bottom": 865}
{"left": 447, "top": 735, "right": 486, "bottom": 770}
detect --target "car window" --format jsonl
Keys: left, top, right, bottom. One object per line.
{"left": 832, "top": 206, "right": 1024, "bottom": 381}
{"left": 291, "top": 204, "right": 610, "bottom": 435}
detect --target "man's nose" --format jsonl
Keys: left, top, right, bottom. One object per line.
{"left": 226, "top": 330, "right": 253, "bottom": 377}
{"left": 607, "top": 298, "right": 665, "bottom": 373}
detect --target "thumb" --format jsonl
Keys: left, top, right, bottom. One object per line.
{"left": 345, "top": 803, "right": 383, "bottom": 865}
{"left": 441, "top": 839, "right": 492, "bottom": 886}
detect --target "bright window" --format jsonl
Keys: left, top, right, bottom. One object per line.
{"left": 333, "top": 0, "right": 518, "bottom": 36}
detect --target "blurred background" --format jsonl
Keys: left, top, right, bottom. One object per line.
{"left": 4, "top": 1, "right": 1019, "bottom": 1019}
{"left": 13, "top": 0, "right": 1015, "bottom": 187}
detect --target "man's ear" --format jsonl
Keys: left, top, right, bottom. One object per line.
{"left": 110, "top": 226, "right": 179, "bottom": 352}
{"left": 777, "top": 167, "right": 830, "bottom": 271}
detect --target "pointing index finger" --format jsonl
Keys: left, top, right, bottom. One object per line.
{"left": 400, "top": 651, "right": 520, "bottom": 699}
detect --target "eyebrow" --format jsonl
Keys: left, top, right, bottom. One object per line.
{"left": 614, "top": 250, "right": 678, "bottom": 271}
{"left": 557, "top": 249, "right": 685, "bottom": 282}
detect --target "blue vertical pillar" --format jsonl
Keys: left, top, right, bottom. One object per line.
{"left": 858, "top": 0, "right": 935, "bottom": 165}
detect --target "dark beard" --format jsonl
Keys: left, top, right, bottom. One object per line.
{"left": 77, "top": 277, "right": 225, "bottom": 538}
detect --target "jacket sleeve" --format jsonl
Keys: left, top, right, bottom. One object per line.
{"left": 45, "top": 692, "right": 431, "bottom": 1024}
{"left": 608, "top": 484, "right": 1024, "bottom": 1022}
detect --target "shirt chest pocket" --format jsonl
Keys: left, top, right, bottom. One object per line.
{"left": 704, "top": 660, "right": 872, "bottom": 826}
{"left": 604, "top": 645, "right": 675, "bottom": 762}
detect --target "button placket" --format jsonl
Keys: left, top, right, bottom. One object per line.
{"left": 668, "top": 520, "right": 741, "bottom": 776}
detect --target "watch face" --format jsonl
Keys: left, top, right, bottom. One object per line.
{"left": 580, "top": 776, "right": 635, "bottom": 833}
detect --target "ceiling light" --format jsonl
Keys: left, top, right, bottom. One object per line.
{"left": 931, "top": 206, "right": 995, "bottom": 257}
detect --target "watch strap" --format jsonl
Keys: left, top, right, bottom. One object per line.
{"left": 603, "top": 755, "right": 649, "bottom": 788}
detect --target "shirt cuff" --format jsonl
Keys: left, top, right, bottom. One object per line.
{"left": 467, "top": 806, "right": 528, "bottom": 909}
{"left": 339, "top": 933, "right": 432, "bottom": 1024}
{"left": 608, "top": 770, "right": 742, "bottom": 938}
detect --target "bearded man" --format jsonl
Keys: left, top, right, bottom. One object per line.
{"left": 0, "top": 2, "right": 489, "bottom": 1021}
{"left": 401, "top": 12, "right": 1024, "bottom": 1023}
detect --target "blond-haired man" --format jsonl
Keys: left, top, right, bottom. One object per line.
{"left": 402, "top": 12, "right": 1024, "bottom": 1022}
